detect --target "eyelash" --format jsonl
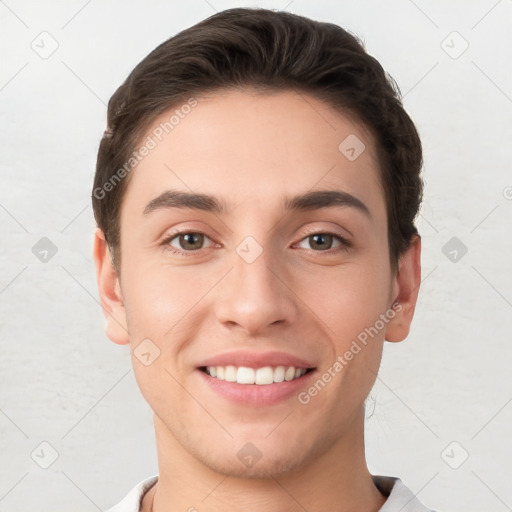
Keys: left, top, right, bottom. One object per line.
{"left": 160, "top": 229, "right": 352, "bottom": 257}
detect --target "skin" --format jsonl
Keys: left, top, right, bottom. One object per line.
{"left": 94, "top": 88, "right": 421, "bottom": 512}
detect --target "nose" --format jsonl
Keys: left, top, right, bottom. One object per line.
{"left": 214, "top": 244, "right": 298, "bottom": 336}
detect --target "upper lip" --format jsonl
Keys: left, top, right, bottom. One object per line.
{"left": 197, "top": 350, "right": 317, "bottom": 369}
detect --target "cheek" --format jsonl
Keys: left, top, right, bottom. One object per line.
{"left": 121, "top": 254, "right": 209, "bottom": 336}
{"left": 121, "top": 261, "right": 202, "bottom": 405}
{"left": 302, "top": 261, "right": 391, "bottom": 342}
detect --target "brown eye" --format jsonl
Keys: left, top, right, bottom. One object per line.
{"left": 309, "top": 233, "right": 335, "bottom": 251}
{"left": 179, "top": 233, "right": 204, "bottom": 250}
{"left": 165, "top": 232, "right": 215, "bottom": 253}
{"left": 296, "top": 232, "right": 350, "bottom": 252}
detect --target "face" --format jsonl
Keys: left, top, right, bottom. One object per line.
{"left": 96, "top": 88, "right": 419, "bottom": 479}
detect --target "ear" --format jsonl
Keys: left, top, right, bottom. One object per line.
{"left": 385, "top": 234, "right": 421, "bottom": 343}
{"left": 93, "top": 227, "right": 129, "bottom": 345}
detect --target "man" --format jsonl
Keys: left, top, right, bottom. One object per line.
{"left": 92, "top": 7, "right": 434, "bottom": 512}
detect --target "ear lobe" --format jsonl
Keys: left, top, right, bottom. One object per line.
{"left": 385, "top": 234, "right": 421, "bottom": 343}
{"left": 93, "top": 227, "right": 130, "bottom": 345}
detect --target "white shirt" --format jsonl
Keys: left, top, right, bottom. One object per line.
{"left": 104, "top": 474, "right": 437, "bottom": 511}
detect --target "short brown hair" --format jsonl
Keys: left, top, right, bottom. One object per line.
{"left": 92, "top": 7, "right": 423, "bottom": 272}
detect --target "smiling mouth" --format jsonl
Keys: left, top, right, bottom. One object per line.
{"left": 199, "top": 365, "right": 316, "bottom": 385}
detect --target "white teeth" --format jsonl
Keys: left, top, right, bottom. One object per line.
{"left": 273, "top": 366, "right": 285, "bottom": 383}
{"left": 204, "top": 365, "right": 309, "bottom": 385}
{"left": 255, "top": 366, "right": 274, "bottom": 385}
{"left": 225, "top": 365, "right": 237, "bottom": 382}
{"left": 236, "top": 366, "right": 255, "bottom": 384}
{"left": 284, "top": 366, "right": 296, "bottom": 381}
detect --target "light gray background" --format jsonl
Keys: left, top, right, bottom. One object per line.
{"left": 1, "top": 1, "right": 511, "bottom": 511}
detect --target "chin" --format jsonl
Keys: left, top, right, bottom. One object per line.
{"left": 204, "top": 451, "right": 307, "bottom": 480}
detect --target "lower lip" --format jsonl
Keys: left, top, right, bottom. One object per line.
{"left": 197, "top": 368, "right": 317, "bottom": 406}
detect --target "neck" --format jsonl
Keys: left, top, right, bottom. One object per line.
{"left": 142, "top": 409, "right": 386, "bottom": 512}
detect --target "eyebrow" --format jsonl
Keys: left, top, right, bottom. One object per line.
{"left": 143, "top": 189, "right": 371, "bottom": 218}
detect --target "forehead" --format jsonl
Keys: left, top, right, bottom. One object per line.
{"left": 121, "top": 88, "right": 386, "bottom": 221}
